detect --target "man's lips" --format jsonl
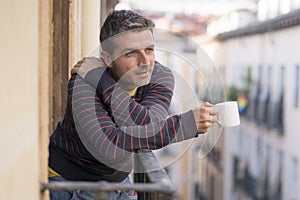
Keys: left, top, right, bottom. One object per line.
{"left": 136, "top": 70, "right": 149, "bottom": 75}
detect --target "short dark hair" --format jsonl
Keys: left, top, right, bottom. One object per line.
{"left": 100, "top": 10, "right": 155, "bottom": 54}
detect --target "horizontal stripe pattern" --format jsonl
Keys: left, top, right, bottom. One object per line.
{"left": 49, "top": 62, "right": 197, "bottom": 182}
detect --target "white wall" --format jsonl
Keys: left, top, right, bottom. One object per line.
{"left": 220, "top": 25, "right": 300, "bottom": 200}
{"left": 0, "top": 0, "right": 39, "bottom": 199}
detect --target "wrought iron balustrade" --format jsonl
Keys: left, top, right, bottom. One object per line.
{"left": 41, "top": 149, "right": 176, "bottom": 200}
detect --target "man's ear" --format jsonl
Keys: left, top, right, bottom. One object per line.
{"left": 101, "top": 51, "right": 113, "bottom": 67}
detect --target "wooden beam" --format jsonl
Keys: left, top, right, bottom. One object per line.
{"left": 52, "top": 0, "right": 70, "bottom": 130}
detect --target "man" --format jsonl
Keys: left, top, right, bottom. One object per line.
{"left": 48, "top": 10, "right": 216, "bottom": 200}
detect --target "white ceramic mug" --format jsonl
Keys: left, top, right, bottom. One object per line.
{"left": 215, "top": 101, "right": 240, "bottom": 127}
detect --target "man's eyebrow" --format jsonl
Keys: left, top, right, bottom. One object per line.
{"left": 121, "top": 48, "right": 136, "bottom": 54}
{"left": 147, "top": 44, "right": 155, "bottom": 49}
{"left": 121, "top": 44, "right": 155, "bottom": 54}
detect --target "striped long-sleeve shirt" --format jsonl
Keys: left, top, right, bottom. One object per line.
{"left": 49, "top": 61, "right": 198, "bottom": 182}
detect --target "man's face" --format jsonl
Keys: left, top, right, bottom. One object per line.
{"left": 106, "top": 30, "right": 155, "bottom": 90}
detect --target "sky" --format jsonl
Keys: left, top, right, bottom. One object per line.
{"left": 124, "top": 0, "right": 257, "bottom": 15}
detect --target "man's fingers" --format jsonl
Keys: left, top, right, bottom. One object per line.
{"left": 70, "top": 57, "right": 104, "bottom": 77}
{"left": 193, "top": 102, "right": 220, "bottom": 134}
{"left": 204, "top": 102, "right": 213, "bottom": 107}
{"left": 198, "top": 115, "right": 217, "bottom": 123}
{"left": 197, "top": 121, "right": 211, "bottom": 134}
{"left": 83, "top": 57, "right": 102, "bottom": 66}
{"left": 71, "top": 66, "right": 80, "bottom": 75}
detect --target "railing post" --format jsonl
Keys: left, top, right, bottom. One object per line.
{"left": 133, "top": 150, "right": 176, "bottom": 200}
{"left": 157, "top": 192, "right": 174, "bottom": 200}
{"left": 134, "top": 151, "right": 148, "bottom": 200}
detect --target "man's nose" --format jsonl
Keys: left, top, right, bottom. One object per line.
{"left": 138, "top": 51, "right": 150, "bottom": 65}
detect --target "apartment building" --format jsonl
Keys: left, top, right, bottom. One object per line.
{"left": 196, "top": 1, "right": 300, "bottom": 199}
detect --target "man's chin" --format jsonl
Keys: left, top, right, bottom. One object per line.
{"left": 136, "top": 78, "right": 151, "bottom": 87}
{"left": 119, "top": 78, "right": 151, "bottom": 90}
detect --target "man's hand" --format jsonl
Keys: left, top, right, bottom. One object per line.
{"left": 193, "top": 102, "right": 218, "bottom": 134}
{"left": 71, "top": 57, "right": 104, "bottom": 78}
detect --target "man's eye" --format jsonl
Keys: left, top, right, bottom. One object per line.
{"left": 146, "top": 48, "right": 154, "bottom": 53}
{"left": 125, "top": 52, "right": 134, "bottom": 57}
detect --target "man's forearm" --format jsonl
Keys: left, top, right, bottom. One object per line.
{"left": 71, "top": 75, "right": 198, "bottom": 162}
{"left": 83, "top": 62, "right": 175, "bottom": 126}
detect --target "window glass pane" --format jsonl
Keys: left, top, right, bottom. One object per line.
{"left": 295, "top": 65, "right": 299, "bottom": 108}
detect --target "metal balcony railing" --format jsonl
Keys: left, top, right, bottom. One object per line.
{"left": 41, "top": 149, "right": 176, "bottom": 200}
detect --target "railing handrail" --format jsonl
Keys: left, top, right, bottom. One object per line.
{"left": 41, "top": 149, "right": 176, "bottom": 200}
{"left": 41, "top": 181, "right": 173, "bottom": 193}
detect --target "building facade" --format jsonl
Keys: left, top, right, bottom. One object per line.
{"left": 196, "top": 1, "right": 300, "bottom": 199}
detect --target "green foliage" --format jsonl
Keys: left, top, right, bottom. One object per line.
{"left": 227, "top": 66, "right": 252, "bottom": 101}
{"left": 227, "top": 85, "right": 239, "bottom": 101}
